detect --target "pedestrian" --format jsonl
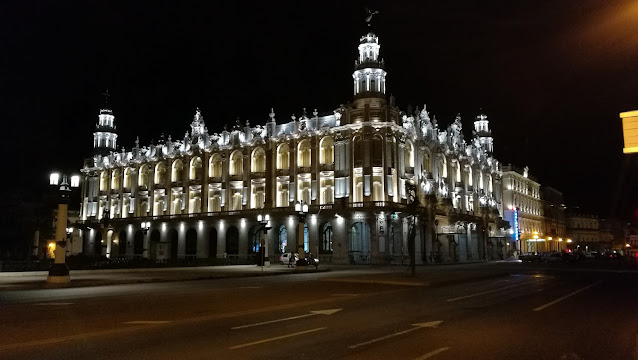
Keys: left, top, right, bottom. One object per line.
{"left": 288, "top": 253, "right": 294, "bottom": 268}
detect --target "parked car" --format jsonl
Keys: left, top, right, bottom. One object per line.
{"left": 519, "top": 253, "right": 541, "bottom": 262}
{"left": 279, "top": 253, "right": 298, "bottom": 265}
{"left": 541, "top": 252, "right": 564, "bottom": 263}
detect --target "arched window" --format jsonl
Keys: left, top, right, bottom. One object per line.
{"left": 298, "top": 140, "right": 311, "bottom": 167}
{"left": 278, "top": 225, "right": 287, "bottom": 253}
{"left": 277, "top": 143, "right": 289, "bottom": 170}
{"left": 353, "top": 136, "right": 363, "bottom": 167}
{"left": 251, "top": 147, "right": 266, "bottom": 172}
{"left": 466, "top": 165, "right": 473, "bottom": 186}
{"left": 138, "top": 165, "right": 149, "bottom": 188}
{"left": 209, "top": 153, "right": 222, "bottom": 178}
{"left": 404, "top": 141, "right": 414, "bottom": 168}
{"left": 423, "top": 155, "right": 430, "bottom": 172}
{"left": 155, "top": 162, "right": 166, "bottom": 184}
{"left": 372, "top": 136, "right": 383, "bottom": 167}
{"left": 123, "top": 168, "right": 132, "bottom": 189}
{"left": 229, "top": 150, "right": 243, "bottom": 176}
{"left": 439, "top": 155, "right": 447, "bottom": 178}
{"left": 321, "top": 223, "right": 333, "bottom": 254}
{"left": 171, "top": 160, "right": 184, "bottom": 182}
{"left": 100, "top": 171, "right": 108, "bottom": 191}
{"left": 111, "top": 169, "right": 121, "bottom": 190}
{"left": 190, "top": 157, "right": 203, "bottom": 180}
{"left": 319, "top": 137, "right": 334, "bottom": 165}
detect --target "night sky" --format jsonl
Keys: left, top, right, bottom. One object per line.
{"left": 2, "top": 1, "right": 637, "bottom": 220}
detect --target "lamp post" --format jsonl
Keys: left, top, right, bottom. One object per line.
{"left": 47, "top": 173, "right": 80, "bottom": 284}
{"left": 295, "top": 200, "right": 309, "bottom": 269}
{"left": 141, "top": 221, "right": 150, "bottom": 259}
{"left": 257, "top": 213, "right": 272, "bottom": 269}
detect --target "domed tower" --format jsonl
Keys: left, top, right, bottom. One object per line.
{"left": 473, "top": 112, "right": 493, "bottom": 154}
{"left": 93, "top": 107, "right": 118, "bottom": 156}
{"left": 352, "top": 32, "right": 387, "bottom": 99}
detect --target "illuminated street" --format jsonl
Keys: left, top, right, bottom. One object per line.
{"left": 1, "top": 262, "right": 637, "bottom": 359}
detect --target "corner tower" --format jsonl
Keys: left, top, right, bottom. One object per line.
{"left": 93, "top": 108, "right": 118, "bottom": 156}
{"left": 352, "top": 32, "right": 387, "bottom": 99}
{"left": 473, "top": 112, "right": 493, "bottom": 154}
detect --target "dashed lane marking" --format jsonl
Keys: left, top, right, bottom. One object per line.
{"left": 321, "top": 278, "right": 428, "bottom": 287}
{"left": 446, "top": 280, "right": 540, "bottom": 302}
{"left": 533, "top": 281, "right": 602, "bottom": 311}
{"left": 229, "top": 327, "right": 327, "bottom": 349}
{"left": 414, "top": 347, "right": 450, "bottom": 360}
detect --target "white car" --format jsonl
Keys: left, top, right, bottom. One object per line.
{"left": 279, "top": 253, "right": 298, "bottom": 265}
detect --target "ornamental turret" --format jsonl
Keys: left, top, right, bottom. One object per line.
{"left": 352, "top": 32, "right": 387, "bottom": 98}
{"left": 93, "top": 108, "right": 118, "bottom": 156}
{"left": 473, "top": 112, "right": 494, "bottom": 154}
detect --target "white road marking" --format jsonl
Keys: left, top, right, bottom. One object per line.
{"left": 321, "top": 278, "right": 427, "bottom": 286}
{"left": 533, "top": 281, "right": 602, "bottom": 311}
{"left": 232, "top": 309, "right": 342, "bottom": 329}
{"left": 124, "top": 321, "right": 173, "bottom": 325}
{"left": 33, "top": 302, "right": 74, "bottom": 306}
{"left": 414, "top": 347, "right": 450, "bottom": 360}
{"left": 446, "top": 281, "right": 539, "bottom": 302}
{"left": 229, "top": 327, "right": 327, "bottom": 349}
{"left": 348, "top": 321, "right": 443, "bottom": 349}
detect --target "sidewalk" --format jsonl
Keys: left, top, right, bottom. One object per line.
{"left": 0, "top": 262, "right": 511, "bottom": 291}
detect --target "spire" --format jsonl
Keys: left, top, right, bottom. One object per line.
{"left": 352, "top": 28, "right": 387, "bottom": 98}
{"left": 473, "top": 110, "right": 494, "bottom": 154}
{"left": 93, "top": 94, "right": 118, "bottom": 156}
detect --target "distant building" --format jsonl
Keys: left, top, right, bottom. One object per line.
{"left": 566, "top": 210, "right": 601, "bottom": 252}
{"left": 502, "top": 165, "right": 543, "bottom": 254}
{"left": 540, "top": 186, "right": 567, "bottom": 252}
{"left": 76, "top": 30, "right": 508, "bottom": 265}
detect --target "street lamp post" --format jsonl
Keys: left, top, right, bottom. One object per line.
{"left": 257, "top": 214, "right": 272, "bottom": 269}
{"left": 141, "top": 221, "right": 150, "bottom": 259}
{"left": 47, "top": 173, "right": 80, "bottom": 284}
{"left": 295, "top": 200, "right": 309, "bottom": 269}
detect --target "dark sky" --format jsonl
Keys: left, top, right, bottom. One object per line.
{"left": 2, "top": 1, "right": 637, "bottom": 219}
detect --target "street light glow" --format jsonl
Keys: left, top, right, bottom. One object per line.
{"left": 50, "top": 173, "right": 60, "bottom": 185}
{"left": 70, "top": 175, "right": 80, "bottom": 188}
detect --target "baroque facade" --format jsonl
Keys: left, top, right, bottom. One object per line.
{"left": 78, "top": 31, "right": 507, "bottom": 264}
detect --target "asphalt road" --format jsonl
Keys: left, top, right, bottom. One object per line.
{"left": 1, "top": 263, "right": 637, "bottom": 360}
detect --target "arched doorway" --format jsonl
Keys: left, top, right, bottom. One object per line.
{"left": 95, "top": 231, "right": 103, "bottom": 257}
{"left": 208, "top": 228, "right": 217, "bottom": 259}
{"left": 185, "top": 228, "right": 197, "bottom": 259}
{"left": 277, "top": 225, "right": 287, "bottom": 254}
{"left": 249, "top": 226, "right": 261, "bottom": 254}
{"left": 83, "top": 231, "right": 90, "bottom": 256}
{"left": 169, "top": 228, "right": 178, "bottom": 260}
{"left": 226, "top": 226, "right": 239, "bottom": 256}
{"left": 134, "top": 230, "right": 144, "bottom": 258}
{"left": 320, "top": 222, "right": 333, "bottom": 254}
{"left": 118, "top": 230, "right": 127, "bottom": 257}
{"left": 150, "top": 229, "right": 160, "bottom": 243}
{"left": 349, "top": 222, "right": 371, "bottom": 264}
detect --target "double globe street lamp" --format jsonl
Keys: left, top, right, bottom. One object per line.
{"left": 295, "top": 200, "right": 309, "bottom": 269}
{"left": 256, "top": 214, "right": 272, "bottom": 268}
{"left": 47, "top": 172, "right": 80, "bottom": 284}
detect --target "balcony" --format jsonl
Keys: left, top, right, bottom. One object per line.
{"left": 298, "top": 166, "right": 312, "bottom": 174}
{"left": 320, "top": 163, "right": 334, "bottom": 171}
{"left": 276, "top": 169, "right": 290, "bottom": 176}
{"left": 251, "top": 171, "right": 266, "bottom": 178}
{"left": 209, "top": 176, "right": 222, "bottom": 183}
{"left": 229, "top": 174, "right": 243, "bottom": 181}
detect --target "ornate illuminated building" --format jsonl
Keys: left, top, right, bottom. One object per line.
{"left": 502, "top": 165, "right": 544, "bottom": 254}
{"left": 78, "top": 31, "right": 507, "bottom": 264}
